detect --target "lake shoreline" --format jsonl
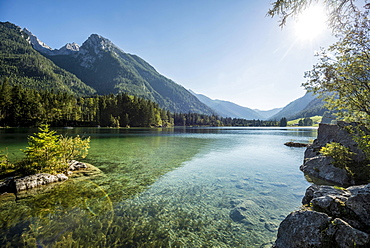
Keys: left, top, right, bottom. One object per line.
{"left": 273, "top": 123, "right": 370, "bottom": 247}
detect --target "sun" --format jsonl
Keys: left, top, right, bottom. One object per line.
{"left": 294, "top": 6, "right": 327, "bottom": 41}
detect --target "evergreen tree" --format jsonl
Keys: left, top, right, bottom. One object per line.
{"left": 279, "top": 117, "right": 288, "bottom": 127}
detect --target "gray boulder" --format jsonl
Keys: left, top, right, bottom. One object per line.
{"left": 273, "top": 210, "right": 331, "bottom": 248}
{"left": 68, "top": 160, "right": 88, "bottom": 171}
{"left": 300, "top": 155, "right": 355, "bottom": 186}
{"left": 0, "top": 173, "right": 68, "bottom": 194}
{"left": 302, "top": 122, "right": 367, "bottom": 186}
{"left": 274, "top": 184, "right": 370, "bottom": 247}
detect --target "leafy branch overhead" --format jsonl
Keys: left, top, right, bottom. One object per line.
{"left": 268, "top": 0, "right": 365, "bottom": 31}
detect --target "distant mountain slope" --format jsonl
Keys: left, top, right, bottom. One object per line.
{"left": 27, "top": 30, "right": 213, "bottom": 114}
{"left": 288, "top": 96, "right": 328, "bottom": 120}
{"left": 190, "top": 91, "right": 265, "bottom": 120}
{"left": 253, "top": 108, "right": 282, "bottom": 119}
{"left": 270, "top": 92, "right": 328, "bottom": 120}
{"left": 0, "top": 22, "right": 96, "bottom": 95}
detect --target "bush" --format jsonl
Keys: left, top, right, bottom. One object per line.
{"left": 0, "top": 149, "right": 13, "bottom": 173}
{"left": 320, "top": 142, "right": 356, "bottom": 177}
{"left": 18, "top": 124, "right": 90, "bottom": 175}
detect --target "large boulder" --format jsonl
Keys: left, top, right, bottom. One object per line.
{"left": 300, "top": 155, "right": 355, "bottom": 186}
{"left": 1, "top": 173, "right": 68, "bottom": 193}
{"left": 302, "top": 122, "right": 368, "bottom": 186}
{"left": 273, "top": 210, "right": 331, "bottom": 248}
{"left": 305, "top": 122, "right": 366, "bottom": 162}
{"left": 274, "top": 184, "right": 370, "bottom": 248}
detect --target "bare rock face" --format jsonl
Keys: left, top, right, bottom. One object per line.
{"left": 274, "top": 184, "right": 370, "bottom": 248}
{"left": 300, "top": 155, "right": 355, "bottom": 186}
{"left": 273, "top": 210, "right": 331, "bottom": 248}
{"left": 305, "top": 122, "right": 366, "bottom": 161}
{"left": 301, "top": 122, "right": 367, "bottom": 186}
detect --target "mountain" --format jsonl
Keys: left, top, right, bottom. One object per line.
{"left": 0, "top": 22, "right": 96, "bottom": 96}
{"left": 190, "top": 91, "right": 268, "bottom": 120}
{"left": 253, "top": 108, "right": 283, "bottom": 120}
{"left": 270, "top": 92, "right": 328, "bottom": 120}
{"left": 26, "top": 30, "right": 213, "bottom": 115}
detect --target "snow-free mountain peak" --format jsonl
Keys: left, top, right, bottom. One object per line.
{"left": 81, "top": 34, "right": 123, "bottom": 55}
{"left": 23, "top": 28, "right": 79, "bottom": 55}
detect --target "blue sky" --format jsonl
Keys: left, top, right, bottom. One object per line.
{"left": 0, "top": 0, "right": 334, "bottom": 110}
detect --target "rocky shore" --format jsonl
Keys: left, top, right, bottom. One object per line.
{"left": 273, "top": 122, "right": 370, "bottom": 248}
{"left": 0, "top": 160, "right": 87, "bottom": 195}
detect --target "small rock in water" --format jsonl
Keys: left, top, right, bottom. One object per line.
{"left": 270, "top": 182, "right": 288, "bottom": 187}
{"left": 265, "top": 222, "right": 278, "bottom": 232}
{"left": 68, "top": 160, "right": 88, "bottom": 171}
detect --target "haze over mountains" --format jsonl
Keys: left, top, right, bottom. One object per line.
{"left": 190, "top": 90, "right": 282, "bottom": 120}
{"left": 1, "top": 21, "right": 327, "bottom": 120}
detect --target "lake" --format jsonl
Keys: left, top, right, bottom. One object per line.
{"left": 0, "top": 127, "right": 317, "bottom": 247}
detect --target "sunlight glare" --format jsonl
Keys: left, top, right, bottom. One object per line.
{"left": 294, "top": 6, "right": 327, "bottom": 41}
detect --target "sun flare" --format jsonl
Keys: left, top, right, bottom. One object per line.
{"left": 294, "top": 6, "right": 327, "bottom": 41}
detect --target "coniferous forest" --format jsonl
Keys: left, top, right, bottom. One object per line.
{"left": 0, "top": 78, "right": 281, "bottom": 128}
{"left": 0, "top": 79, "right": 172, "bottom": 127}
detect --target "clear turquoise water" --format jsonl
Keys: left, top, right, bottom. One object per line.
{"left": 0, "top": 127, "right": 317, "bottom": 247}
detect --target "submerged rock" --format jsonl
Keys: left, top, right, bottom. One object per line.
{"left": 229, "top": 199, "right": 263, "bottom": 225}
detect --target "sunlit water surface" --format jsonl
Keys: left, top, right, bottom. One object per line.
{"left": 0, "top": 127, "right": 317, "bottom": 247}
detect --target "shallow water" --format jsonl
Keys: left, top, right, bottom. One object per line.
{"left": 0, "top": 127, "right": 316, "bottom": 247}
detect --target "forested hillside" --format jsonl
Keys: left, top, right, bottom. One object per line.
{"left": 270, "top": 92, "right": 328, "bottom": 120}
{"left": 0, "top": 22, "right": 96, "bottom": 96}
{"left": 29, "top": 31, "right": 214, "bottom": 114}
{"left": 0, "top": 79, "right": 171, "bottom": 127}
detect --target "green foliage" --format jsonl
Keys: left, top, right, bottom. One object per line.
{"left": 0, "top": 81, "right": 173, "bottom": 127}
{"left": 320, "top": 142, "right": 355, "bottom": 169}
{"left": 0, "top": 149, "right": 13, "bottom": 173}
{"left": 268, "top": 0, "right": 362, "bottom": 32}
{"left": 173, "top": 113, "right": 281, "bottom": 127}
{"left": 58, "top": 135, "right": 90, "bottom": 164}
{"left": 287, "top": 116, "right": 322, "bottom": 126}
{"left": 346, "top": 126, "right": 370, "bottom": 161}
{"left": 304, "top": 13, "right": 370, "bottom": 126}
{"left": 0, "top": 22, "right": 96, "bottom": 96}
{"left": 279, "top": 117, "right": 287, "bottom": 127}
{"left": 18, "top": 125, "right": 90, "bottom": 175}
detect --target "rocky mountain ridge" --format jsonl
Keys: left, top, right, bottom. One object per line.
{"left": 0, "top": 22, "right": 96, "bottom": 96}
{"left": 23, "top": 28, "right": 80, "bottom": 56}
{"left": 24, "top": 28, "right": 214, "bottom": 114}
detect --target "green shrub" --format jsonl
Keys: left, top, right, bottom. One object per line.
{"left": 18, "top": 124, "right": 90, "bottom": 175}
{"left": 320, "top": 142, "right": 356, "bottom": 177}
{"left": 0, "top": 149, "right": 13, "bottom": 173}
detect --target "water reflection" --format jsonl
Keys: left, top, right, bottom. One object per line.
{"left": 0, "top": 127, "right": 317, "bottom": 247}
